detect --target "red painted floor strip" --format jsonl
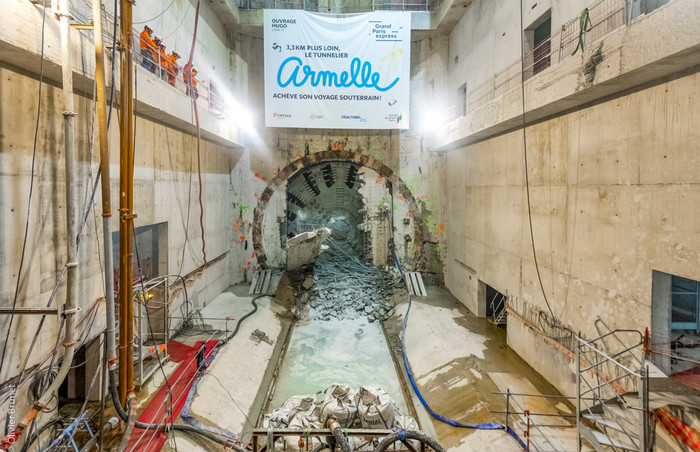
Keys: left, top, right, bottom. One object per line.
{"left": 125, "top": 340, "right": 219, "bottom": 452}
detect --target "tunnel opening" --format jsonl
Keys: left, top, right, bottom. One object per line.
{"left": 284, "top": 161, "right": 367, "bottom": 259}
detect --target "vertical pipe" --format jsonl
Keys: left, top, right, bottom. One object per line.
{"left": 118, "top": 0, "right": 135, "bottom": 405}
{"left": 92, "top": 0, "right": 118, "bottom": 377}
{"left": 505, "top": 389, "right": 510, "bottom": 432}
{"left": 576, "top": 337, "right": 582, "bottom": 452}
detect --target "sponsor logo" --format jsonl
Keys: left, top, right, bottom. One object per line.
{"left": 272, "top": 43, "right": 281, "bottom": 52}
{"left": 310, "top": 114, "right": 324, "bottom": 120}
{"left": 385, "top": 113, "right": 403, "bottom": 124}
{"left": 341, "top": 115, "right": 367, "bottom": 123}
{"left": 273, "top": 113, "right": 292, "bottom": 119}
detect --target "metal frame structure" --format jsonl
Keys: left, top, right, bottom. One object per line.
{"left": 576, "top": 330, "right": 649, "bottom": 452}
{"left": 132, "top": 277, "right": 171, "bottom": 388}
{"left": 251, "top": 428, "right": 433, "bottom": 452}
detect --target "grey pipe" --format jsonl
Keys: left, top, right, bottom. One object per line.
{"left": 327, "top": 417, "right": 351, "bottom": 452}
{"left": 35, "top": 2, "right": 79, "bottom": 412}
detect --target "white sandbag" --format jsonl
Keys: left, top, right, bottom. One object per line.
{"left": 355, "top": 386, "right": 395, "bottom": 429}
{"left": 319, "top": 383, "right": 358, "bottom": 427}
{"left": 262, "top": 395, "right": 318, "bottom": 429}
{"left": 285, "top": 395, "right": 322, "bottom": 452}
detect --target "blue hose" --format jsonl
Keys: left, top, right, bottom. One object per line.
{"left": 383, "top": 210, "right": 527, "bottom": 448}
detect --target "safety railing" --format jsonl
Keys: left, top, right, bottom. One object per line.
{"left": 576, "top": 331, "right": 650, "bottom": 452}
{"left": 66, "top": 6, "right": 229, "bottom": 120}
{"left": 237, "top": 0, "right": 430, "bottom": 11}
{"left": 458, "top": 0, "right": 629, "bottom": 118}
{"left": 494, "top": 390, "right": 579, "bottom": 452}
{"left": 250, "top": 428, "right": 428, "bottom": 452}
{"left": 133, "top": 33, "right": 229, "bottom": 118}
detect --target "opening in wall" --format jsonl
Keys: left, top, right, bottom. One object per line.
{"left": 479, "top": 281, "right": 507, "bottom": 324}
{"left": 112, "top": 222, "right": 169, "bottom": 291}
{"left": 524, "top": 10, "right": 551, "bottom": 79}
{"left": 650, "top": 270, "right": 700, "bottom": 388}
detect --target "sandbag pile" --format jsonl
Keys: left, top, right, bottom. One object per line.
{"left": 263, "top": 384, "right": 416, "bottom": 446}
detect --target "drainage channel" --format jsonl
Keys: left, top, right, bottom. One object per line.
{"left": 268, "top": 317, "right": 408, "bottom": 413}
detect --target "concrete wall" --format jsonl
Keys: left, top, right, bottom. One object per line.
{"left": 0, "top": 1, "right": 261, "bottom": 435}
{"left": 445, "top": 68, "right": 700, "bottom": 394}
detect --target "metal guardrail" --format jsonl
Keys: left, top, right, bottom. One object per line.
{"left": 494, "top": 390, "right": 578, "bottom": 452}
{"left": 250, "top": 428, "right": 430, "bottom": 452}
{"left": 66, "top": 4, "right": 230, "bottom": 121}
{"left": 448, "top": 0, "right": 630, "bottom": 119}
{"left": 238, "top": 0, "right": 430, "bottom": 12}
{"left": 576, "top": 331, "right": 650, "bottom": 452}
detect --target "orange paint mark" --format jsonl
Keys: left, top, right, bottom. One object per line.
{"left": 254, "top": 173, "right": 259, "bottom": 178}
{"left": 406, "top": 211, "right": 412, "bottom": 217}
{"left": 247, "top": 262, "right": 251, "bottom": 266}
{"left": 254, "top": 193, "right": 259, "bottom": 198}
{"left": 439, "top": 224, "right": 445, "bottom": 231}
{"left": 296, "top": 152, "right": 302, "bottom": 158}
{"left": 396, "top": 193, "right": 404, "bottom": 200}
{"left": 262, "top": 177, "right": 267, "bottom": 182}
{"left": 240, "top": 236, "right": 245, "bottom": 241}
{"left": 376, "top": 178, "right": 383, "bottom": 184}
{"left": 244, "top": 220, "right": 249, "bottom": 224}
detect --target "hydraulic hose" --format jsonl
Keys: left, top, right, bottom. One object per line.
{"left": 382, "top": 209, "right": 528, "bottom": 450}
{"left": 220, "top": 294, "right": 271, "bottom": 344}
{"left": 326, "top": 418, "right": 351, "bottom": 452}
{"left": 107, "top": 369, "right": 239, "bottom": 448}
{"left": 373, "top": 430, "right": 444, "bottom": 452}
{"left": 19, "top": 418, "right": 65, "bottom": 452}
{"left": 117, "top": 395, "right": 137, "bottom": 452}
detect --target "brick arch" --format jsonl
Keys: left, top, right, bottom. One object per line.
{"left": 252, "top": 150, "right": 425, "bottom": 268}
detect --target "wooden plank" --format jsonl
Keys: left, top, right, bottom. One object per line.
{"left": 410, "top": 273, "right": 420, "bottom": 296}
{"left": 262, "top": 270, "right": 272, "bottom": 293}
{"left": 405, "top": 274, "right": 414, "bottom": 295}
{"left": 415, "top": 272, "right": 427, "bottom": 296}
{"left": 249, "top": 270, "right": 260, "bottom": 295}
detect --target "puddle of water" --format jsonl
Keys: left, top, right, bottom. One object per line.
{"left": 270, "top": 317, "right": 407, "bottom": 413}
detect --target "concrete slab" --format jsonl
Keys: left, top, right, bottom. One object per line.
{"left": 384, "top": 286, "right": 573, "bottom": 451}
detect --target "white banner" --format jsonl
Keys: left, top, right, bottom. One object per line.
{"left": 264, "top": 10, "right": 410, "bottom": 129}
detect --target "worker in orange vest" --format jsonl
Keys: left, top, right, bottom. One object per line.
{"left": 151, "top": 36, "right": 163, "bottom": 75}
{"left": 158, "top": 42, "right": 169, "bottom": 82}
{"left": 183, "top": 63, "right": 199, "bottom": 99}
{"left": 166, "top": 52, "right": 180, "bottom": 87}
{"left": 139, "top": 25, "right": 156, "bottom": 73}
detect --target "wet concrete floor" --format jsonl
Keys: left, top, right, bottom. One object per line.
{"left": 384, "top": 286, "right": 577, "bottom": 451}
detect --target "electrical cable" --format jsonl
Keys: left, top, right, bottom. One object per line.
{"left": 132, "top": 0, "right": 177, "bottom": 24}
{"left": 19, "top": 418, "right": 65, "bottom": 452}
{"left": 185, "top": 1, "right": 208, "bottom": 267}
{"left": 518, "top": 0, "right": 555, "bottom": 318}
{"left": 0, "top": 0, "right": 48, "bottom": 383}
